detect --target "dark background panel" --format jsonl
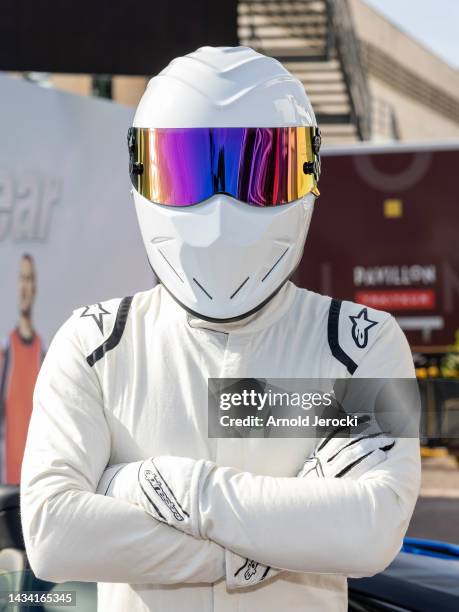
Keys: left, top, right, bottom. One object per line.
{"left": 408, "top": 497, "right": 459, "bottom": 544}
{"left": 0, "top": 0, "right": 238, "bottom": 75}
{"left": 293, "top": 148, "right": 459, "bottom": 346}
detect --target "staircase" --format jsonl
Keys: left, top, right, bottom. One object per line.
{"left": 238, "top": 0, "right": 372, "bottom": 143}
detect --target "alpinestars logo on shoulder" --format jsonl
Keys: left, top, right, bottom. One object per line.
{"left": 349, "top": 308, "right": 378, "bottom": 348}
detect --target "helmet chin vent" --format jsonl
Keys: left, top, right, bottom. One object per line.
{"left": 261, "top": 247, "right": 289, "bottom": 282}
{"left": 193, "top": 278, "right": 213, "bottom": 300}
{"left": 230, "top": 276, "right": 250, "bottom": 300}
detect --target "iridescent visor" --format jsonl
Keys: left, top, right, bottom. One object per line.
{"left": 128, "top": 127, "right": 321, "bottom": 207}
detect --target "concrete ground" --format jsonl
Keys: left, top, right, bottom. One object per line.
{"left": 406, "top": 454, "right": 459, "bottom": 544}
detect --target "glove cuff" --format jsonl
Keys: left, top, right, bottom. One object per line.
{"left": 225, "top": 549, "right": 278, "bottom": 590}
{"left": 97, "top": 461, "right": 143, "bottom": 503}
{"left": 144, "top": 456, "right": 216, "bottom": 539}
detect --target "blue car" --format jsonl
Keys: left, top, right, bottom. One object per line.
{"left": 348, "top": 538, "right": 459, "bottom": 611}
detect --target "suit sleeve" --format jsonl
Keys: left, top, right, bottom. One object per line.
{"left": 20, "top": 317, "right": 225, "bottom": 585}
{"left": 179, "top": 317, "right": 421, "bottom": 577}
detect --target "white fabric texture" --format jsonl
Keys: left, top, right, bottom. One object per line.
{"left": 225, "top": 432, "right": 397, "bottom": 589}
{"left": 20, "top": 282, "right": 421, "bottom": 612}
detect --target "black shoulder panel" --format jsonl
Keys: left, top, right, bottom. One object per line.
{"left": 327, "top": 298, "right": 358, "bottom": 375}
{"left": 86, "top": 296, "right": 133, "bottom": 367}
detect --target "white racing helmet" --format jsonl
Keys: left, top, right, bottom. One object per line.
{"left": 129, "top": 46, "right": 321, "bottom": 321}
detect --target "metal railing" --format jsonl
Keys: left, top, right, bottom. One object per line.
{"left": 325, "top": 0, "right": 372, "bottom": 140}
{"left": 238, "top": 0, "right": 372, "bottom": 141}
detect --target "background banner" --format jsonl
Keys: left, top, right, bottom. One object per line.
{"left": 0, "top": 74, "right": 153, "bottom": 345}
{"left": 0, "top": 75, "right": 153, "bottom": 482}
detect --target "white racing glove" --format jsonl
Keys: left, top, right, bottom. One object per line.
{"left": 297, "top": 431, "right": 396, "bottom": 479}
{"left": 225, "top": 431, "right": 396, "bottom": 590}
{"left": 98, "top": 456, "right": 216, "bottom": 539}
{"left": 97, "top": 432, "right": 395, "bottom": 590}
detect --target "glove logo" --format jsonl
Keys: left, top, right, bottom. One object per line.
{"left": 244, "top": 561, "right": 259, "bottom": 580}
{"left": 144, "top": 469, "right": 185, "bottom": 522}
{"left": 234, "top": 558, "right": 273, "bottom": 584}
{"left": 349, "top": 308, "right": 378, "bottom": 348}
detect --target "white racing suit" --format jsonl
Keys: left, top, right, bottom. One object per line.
{"left": 21, "top": 282, "right": 420, "bottom": 611}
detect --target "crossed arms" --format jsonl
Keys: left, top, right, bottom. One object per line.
{"left": 20, "top": 318, "right": 420, "bottom": 586}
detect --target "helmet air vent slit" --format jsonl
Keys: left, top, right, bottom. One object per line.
{"left": 230, "top": 277, "right": 250, "bottom": 299}
{"left": 261, "top": 248, "right": 289, "bottom": 282}
{"left": 193, "top": 278, "right": 213, "bottom": 300}
{"left": 158, "top": 249, "right": 184, "bottom": 283}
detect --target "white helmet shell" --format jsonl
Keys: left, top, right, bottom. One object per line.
{"left": 132, "top": 46, "right": 318, "bottom": 321}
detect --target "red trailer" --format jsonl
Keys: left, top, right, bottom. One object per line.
{"left": 294, "top": 140, "right": 459, "bottom": 352}
{"left": 293, "top": 141, "right": 459, "bottom": 446}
